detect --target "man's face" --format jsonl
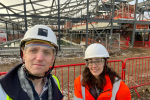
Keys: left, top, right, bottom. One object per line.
{"left": 23, "top": 43, "right": 55, "bottom": 76}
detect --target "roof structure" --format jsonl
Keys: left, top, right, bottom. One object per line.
{"left": 0, "top": 0, "right": 150, "bottom": 47}
{"left": 0, "top": 0, "right": 149, "bottom": 28}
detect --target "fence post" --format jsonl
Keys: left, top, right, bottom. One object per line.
{"left": 149, "top": 34, "right": 150, "bottom": 48}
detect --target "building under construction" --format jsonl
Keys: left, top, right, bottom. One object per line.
{"left": 0, "top": 0, "right": 150, "bottom": 51}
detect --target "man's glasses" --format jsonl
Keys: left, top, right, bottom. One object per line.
{"left": 24, "top": 44, "right": 56, "bottom": 57}
{"left": 86, "top": 59, "right": 105, "bottom": 66}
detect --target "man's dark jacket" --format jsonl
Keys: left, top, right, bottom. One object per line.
{"left": 0, "top": 63, "right": 63, "bottom": 100}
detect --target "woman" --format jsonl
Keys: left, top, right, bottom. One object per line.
{"left": 73, "top": 43, "right": 131, "bottom": 100}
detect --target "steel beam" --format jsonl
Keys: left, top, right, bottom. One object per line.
{"left": 58, "top": 0, "right": 61, "bottom": 51}
{"left": 0, "top": 0, "right": 49, "bottom": 9}
{"left": 23, "top": 0, "right": 27, "bottom": 31}
{"left": 86, "top": 0, "right": 89, "bottom": 48}
{"left": 5, "top": 22, "right": 8, "bottom": 41}
{"left": 0, "top": 2, "right": 17, "bottom": 14}
{"left": 110, "top": 0, "right": 115, "bottom": 49}
{"left": 131, "top": 0, "right": 138, "bottom": 47}
{"left": 88, "top": 19, "right": 150, "bottom": 24}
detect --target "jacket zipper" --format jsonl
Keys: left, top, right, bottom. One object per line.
{"left": 101, "top": 89, "right": 110, "bottom": 93}
{"left": 94, "top": 89, "right": 111, "bottom": 100}
{"left": 86, "top": 86, "right": 111, "bottom": 100}
{"left": 40, "top": 89, "right": 48, "bottom": 100}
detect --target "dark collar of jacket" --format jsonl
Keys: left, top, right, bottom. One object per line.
{"left": 0, "top": 63, "right": 63, "bottom": 100}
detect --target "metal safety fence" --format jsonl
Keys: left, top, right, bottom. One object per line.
{"left": 0, "top": 57, "right": 150, "bottom": 99}
{"left": 124, "top": 56, "right": 150, "bottom": 97}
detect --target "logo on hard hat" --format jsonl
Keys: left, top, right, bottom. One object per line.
{"left": 38, "top": 28, "right": 48, "bottom": 37}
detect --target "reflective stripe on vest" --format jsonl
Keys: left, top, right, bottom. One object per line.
{"left": 77, "top": 75, "right": 121, "bottom": 100}
{"left": 6, "top": 95, "right": 13, "bottom": 100}
{"left": 81, "top": 75, "right": 85, "bottom": 99}
{"left": 52, "top": 75, "right": 61, "bottom": 90}
{"left": 73, "top": 95, "right": 83, "bottom": 100}
{"left": 111, "top": 78, "right": 121, "bottom": 100}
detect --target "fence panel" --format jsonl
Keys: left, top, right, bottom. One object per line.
{"left": 124, "top": 56, "right": 150, "bottom": 89}
{"left": 52, "top": 63, "right": 85, "bottom": 100}
{"left": 108, "top": 60, "right": 124, "bottom": 80}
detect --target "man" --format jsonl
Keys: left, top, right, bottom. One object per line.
{"left": 0, "top": 25, "right": 63, "bottom": 100}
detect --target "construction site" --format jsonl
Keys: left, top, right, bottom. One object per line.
{"left": 0, "top": 0, "right": 150, "bottom": 99}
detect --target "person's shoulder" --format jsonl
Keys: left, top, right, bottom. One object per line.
{"left": 75, "top": 75, "right": 81, "bottom": 79}
{"left": 120, "top": 80, "right": 128, "bottom": 87}
{"left": 51, "top": 74, "right": 58, "bottom": 79}
{"left": 51, "top": 74, "right": 59, "bottom": 84}
{"left": 118, "top": 80, "right": 130, "bottom": 92}
{"left": 116, "top": 80, "right": 131, "bottom": 99}
{"left": 74, "top": 75, "right": 82, "bottom": 89}
{"left": 74, "top": 75, "right": 82, "bottom": 83}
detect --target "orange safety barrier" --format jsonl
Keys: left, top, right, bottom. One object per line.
{"left": 123, "top": 24, "right": 149, "bottom": 29}
{"left": 133, "top": 41, "right": 149, "bottom": 49}
{"left": 113, "top": 4, "right": 135, "bottom": 20}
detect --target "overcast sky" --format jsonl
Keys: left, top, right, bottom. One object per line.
{"left": 0, "top": 0, "right": 145, "bottom": 8}
{"left": 0, "top": 0, "right": 67, "bottom": 14}
{"left": 0, "top": 0, "right": 66, "bottom": 6}
{"left": 0, "top": 0, "right": 146, "bottom": 11}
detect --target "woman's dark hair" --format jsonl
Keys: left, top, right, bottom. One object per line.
{"left": 82, "top": 58, "right": 121, "bottom": 89}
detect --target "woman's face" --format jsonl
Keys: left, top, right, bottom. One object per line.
{"left": 86, "top": 58, "right": 105, "bottom": 79}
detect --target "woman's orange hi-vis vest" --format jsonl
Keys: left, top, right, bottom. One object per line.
{"left": 73, "top": 75, "right": 131, "bottom": 100}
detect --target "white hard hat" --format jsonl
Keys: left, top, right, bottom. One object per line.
{"left": 84, "top": 43, "right": 109, "bottom": 59}
{"left": 20, "top": 25, "right": 58, "bottom": 48}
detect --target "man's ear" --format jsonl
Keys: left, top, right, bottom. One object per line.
{"left": 52, "top": 55, "right": 55, "bottom": 63}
